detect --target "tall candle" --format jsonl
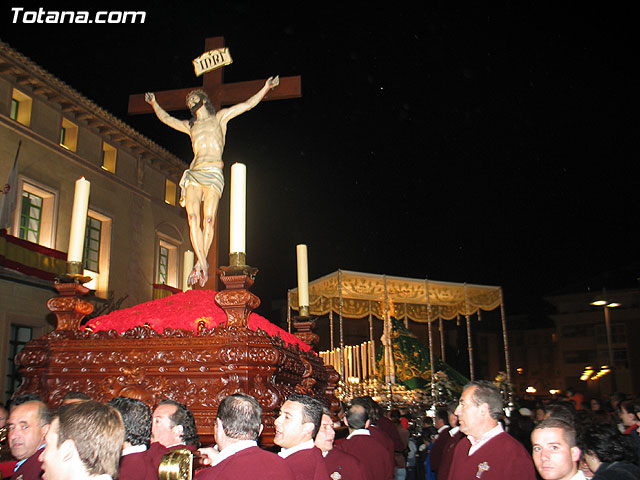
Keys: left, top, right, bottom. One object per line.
{"left": 229, "top": 163, "right": 246, "bottom": 254}
{"left": 183, "top": 250, "right": 194, "bottom": 291}
{"left": 296, "top": 244, "right": 309, "bottom": 308}
{"left": 67, "top": 177, "right": 90, "bottom": 263}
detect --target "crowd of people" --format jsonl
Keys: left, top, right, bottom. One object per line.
{"left": 0, "top": 384, "right": 638, "bottom": 480}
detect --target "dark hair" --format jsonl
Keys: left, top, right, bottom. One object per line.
{"left": 187, "top": 90, "right": 216, "bottom": 126}
{"left": 10, "top": 393, "right": 42, "bottom": 409}
{"left": 346, "top": 403, "right": 369, "bottom": 430}
{"left": 158, "top": 399, "right": 200, "bottom": 448}
{"left": 63, "top": 391, "right": 91, "bottom": 402}
{"left": 545, "top": 402, "right": 576, "bottom": 426}
{"left": 350, "top": 397, "right": 377, "bottom": 423}
{"left": 577, "top": 422, "right": 638, "bottom": 464}
{"left": 617, "top": 400, "right": 640, "bottom": 420}
{"left": 465, "top": 381, "right": 504, "bottom": 421}
{"left": 286, "top": 394, "right": 323, "bottom": 438}
{"left": 55, "top": 401, "right": 124, "bottom": 478}
{"left": 533, "top": 417, "right": 576, "bottom": 447}
{"left": 435, "top": 408, "right": 449, "bottom": 423}
{"left": 107, "top": 396, "right": 151, "bottom": 446}
{"left": 217, "top": 393, "right": 262, "bottom": 441}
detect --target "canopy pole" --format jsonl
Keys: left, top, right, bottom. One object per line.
{"left": 425, "top": 279, "right": 435, "bottom": 400}
{"left": 465, "top": 283, "right": 475, "bottom": 381}
{"left": 439, "top": 318, "right": 446, "bottom": 363}
{"left": 287, "top": 289, "right": 292, "bottom": 333}
{"left": 368, "top": 302, "right": 375, "bottom": 378}
{"left": 329, "top": 309, "right": 334, "bottom": 350}
{"left": 499, "top": 288, "right": 513, "bottom": 404}
{"left": 383, "top": 275, "right": 394, "bottom": 384}
{"left": 338, "top": 270, "right": 345, "bottom": 381}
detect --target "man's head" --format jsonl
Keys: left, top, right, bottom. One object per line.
{"left": 531, "top": 418, "right": 580, "bottom": 480}
{"left": 7, "top": 400, "right": 50, "bottom": 461}
{"left": 454, "top": 381, "right": 503, "bottom": 438}
{"left": 314, "top": 409, "right": 336, "bottom": 453}
{"left": 61, "top": 392, "right": 90, "bottom": 405}
{"left": 274, "top": 394, "right": 323, "bottom": 449}
{"left": 151, "top": 400, "right": 200, "bottom": 448}
{"left": 434, "top": 408, "right": 448, "bottom": 429}
{"left": 447, "top": 400, "right": 459, "bottom": 427}
{"left": 350, "top": 396, "right": 377, "bottom": 424}
{"left": 107, "top": 396, "right": 151, "bottom": 448}
{"left": 40, "top": 401, "right": 124, "bottom": 480}
{"left": 215, "top": 393, "right": 263, "bottom": 449}
{"left": 0, "top": 404, "right": 8, "bottom": 428}
{"left": 344, "top": 403, "right": 370, "bottom": 432}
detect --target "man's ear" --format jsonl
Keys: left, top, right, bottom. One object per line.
{"left": 302, "top": 422, "right": 315, "bottom": 437}
{"left": 41, "top": 423, "right": 50, "bottom": 440}
{"left": 173, "top": 424, "right": 184, "bottom": 439}
{"left": 258, "top": 424, "right": 264, "bottom": 437}
{"left": 342, "top": 416, "right": 349, "bottom": 428}
{"left": 365, "top": 419, "right": 371, "bottom": 429}
{"left": 570, "top": 446, "right": 581, "bottom": 463}
{"left": 60, "top": 439, "right": 76, "bottom": 463}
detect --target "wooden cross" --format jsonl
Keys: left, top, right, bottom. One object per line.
{"left": 128, "top": 36, "right": 302, "bottom": 290}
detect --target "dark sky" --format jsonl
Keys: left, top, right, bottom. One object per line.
{"left": 2, "top": 2, "right": 638, "bottom": 316}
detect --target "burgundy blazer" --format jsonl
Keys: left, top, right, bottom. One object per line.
{"left": 119, "top": 450, "right": 156, "bottom": 480}
{"left": 195, "top": 446, "right": 294, "bottom": 480}
{"left": 324, "top": 448, "right": 366, "bottom": 480}
{"left": 283, "top": 446, "right": 329, "bottom": 480}
{"left": 10, "top": 447, "right": 44, "bottom": 480}
{"left": 337, "top": 434, "right": 394, "bottom": 480}
{"left": 428, "top": 426, "right": 451, "bottom": 472}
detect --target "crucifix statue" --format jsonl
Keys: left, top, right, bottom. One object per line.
{"left": 128, "top": 36, "right": 301, "bottom": 289}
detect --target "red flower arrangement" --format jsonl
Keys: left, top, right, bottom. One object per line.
{"left": 84, "top": 289, "right": 311, "bottom": 352}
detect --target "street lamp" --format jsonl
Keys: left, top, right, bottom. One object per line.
{"left": 589, "top": 299, "right": 620, "bottom": 393}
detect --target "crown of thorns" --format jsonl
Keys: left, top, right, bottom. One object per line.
{"left": 186, "top": 89, "right": 209, "bottom": 103}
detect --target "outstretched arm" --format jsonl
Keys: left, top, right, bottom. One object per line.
{"left": 218, "top": 76, "right": 279, "bottom": 125}
{"left": 145, "top": 92, "right": 190, "bottom": 134}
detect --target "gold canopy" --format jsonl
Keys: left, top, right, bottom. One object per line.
{"left": 289, "top": 270, "right": 502, "bottom": 322}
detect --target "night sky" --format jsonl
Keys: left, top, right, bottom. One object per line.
{"left": 2, "top": 3, "right": 637, "bottom": 317}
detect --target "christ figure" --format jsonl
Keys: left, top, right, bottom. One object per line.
{"left": 145, "top": 76, "right": 279, "bottom": 287}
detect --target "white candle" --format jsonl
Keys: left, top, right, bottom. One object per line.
{"left": 229, "top": 163, "right": 246, "bottom": 254}
{"left": 67, "top": 177, "right": 90, "bottom": 263}
{"left": 296, "top": 244, "right": 309, "bottom": 308}
{"left": 183, "top": 250, "right": 194, "bottom": 291}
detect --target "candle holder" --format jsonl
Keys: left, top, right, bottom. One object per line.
{"left": 47, "top": 274, "right": 94, "bottom": 330}
{"left": 215, "top": 254, "right": 260, "bottom": 327}
{"left": 292, "top": 309, "right": 319, "bottom": 350}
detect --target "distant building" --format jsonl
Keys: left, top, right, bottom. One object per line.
{"left": 0, "top": 40, "right": 190, "bottom": 403}
{"left": 508, "top": 287, "right": 639, "bottom": 399}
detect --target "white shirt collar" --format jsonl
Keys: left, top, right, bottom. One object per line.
{"left": 278, "top": 439, "right": 316, "bottom": 458}
{"left": 449, "top": 426, "right": 460, "bottom": 436}
{"left": 122, "top": 444, "right": 147, "bottom": 456}
{"left": 570, "top": 471, "right": 586, "bottom": 480}
{"left": 468, "top": 423, "right": 503, "bottom": 455}
{"left": 213, "top": 440, "right": 257, "bottom": 466}
{"left": 437, "top": 425, "right": 449, "bottom": 434}
{"left": 347, "top": 428, "right": 371, "bottom": 439}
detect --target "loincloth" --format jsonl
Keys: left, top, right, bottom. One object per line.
{"left": 179, "top": 165, "right": 224, "bottom": 207}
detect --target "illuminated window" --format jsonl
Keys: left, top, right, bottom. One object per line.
{"left": 14, "top": 179, "right": 57, "bottom": 248}
{"left": 60, "top": 118, "right": 78, "bottom": 151}
{"left": 165, "top": 178, "right": 177, "bottom": 206}
{"left": 19, "top": 191, "right": 42, "bottom": 243}
{"left": 102, "top": 143, "right": 117, "bottom": 173}
{"left": 83, "top": 216, "right": 102, "bottom": 272}
{"left": 156, "top": 238, "right": 178, "bottom": 287}
{"left": 10, "top": 89, "right": 32, "bottom": 127}
{"left": 81, "top": 210, "right": 112, "bottom": 298}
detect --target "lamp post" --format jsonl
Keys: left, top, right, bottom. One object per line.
{"left": 590, "top": 299, "right": 621, "bottom": 393}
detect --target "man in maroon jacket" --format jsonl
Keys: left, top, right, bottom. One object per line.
{"left": 447, "top": 381, "right": 536, "bottom": 480}
{"left": 315, "top": 409, "right": 366, "bottom": 480}
{"left": 145, "top": 399, "right": 200, "bottom": 479}
{"left": 7, "top": 400, "right": 50, "bottom": 480}
{"left": 336, "top": 403, "right": 394, "bottom": 480}
{"left": 274, "top": 394, "right": 329, "bottom": 480}
{"left": 107, "top": 396, "right": 155, "bottom": 480}
{"left": 195, "top": 393, "right": 294, "bottom": 479}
